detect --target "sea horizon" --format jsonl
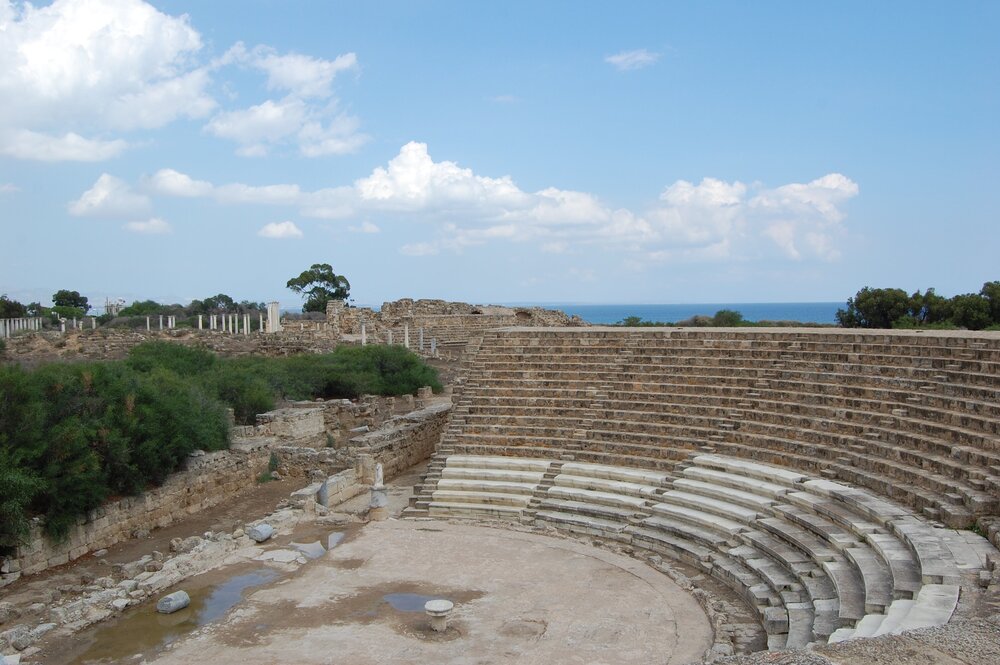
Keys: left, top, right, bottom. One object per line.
{"left": 352, "top": 301, "right": 843, "bottom": 325}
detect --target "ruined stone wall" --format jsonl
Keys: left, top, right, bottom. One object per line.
{"left": 1, "top": 327, "right": 338, "bottom": 365}
{"left": 11, "top": 437, "right": 275, "bottom": 578}
{"left": 349, "top": 402, "right": 451, "bottom": 481}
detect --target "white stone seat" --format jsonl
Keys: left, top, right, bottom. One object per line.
{"left": 446, "top": 455, "right": 554, "bottom": 473}
{"left": 690, "top": 454, "right": 809, "bottom": 486}
{"left": 649, "top": 502, "right": 746, "bottom": 536}
{"left": 435, "top": 478, "right": 538, "bottom": 495}
{"left": 441, "top": 467, "right": 545, "bottom": 484}
{"left": 553, "top": 473, "right": 662, "bottom": 499}
{"left": 673, "top": 478, "right": 778, "bottom": 510}
{"left": 890, "top": 520, "right": 962, "bottom": 585}
{"left": 864, "top": 532, "right": 923, "bottom": 596}
{"left": 535, "top": 510, "right": 628, "bottom": 535}
{"left": 537, "top": 498, "right": 640, "bottom": 522}
{"left": 430, "top": 490, "right": 531, "bottom": 507}
{"left": 546, "top": 485, "right": 648, "bottom": 510}
{"left": 660, "top": 490, "right": 761, "bottom": 524}
{"left": 427, "top": 502, "right": 523, "bottom": 518}
{"left": 559, "top": 461, "right": 672, "bottom": 486}
{"left": 682, "top": 466, "right": 791, "bottom": 498}
{"left": 870, "top": 599, "right": 915, "bottom": 636}
{"left": 895, "top": 584, "right": 960, "bottom": 631}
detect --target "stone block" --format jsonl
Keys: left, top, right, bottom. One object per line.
{"left": 248, "top": 524, "right": 274, "bottom": 543}
{"left": 156, "top": 591, "right": 190, "bottom": 614}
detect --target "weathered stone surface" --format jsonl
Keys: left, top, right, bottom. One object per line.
{"left": 156, "top": 591, "right": 191, "bottom": 614}
{"left": 248, "top": 524, "right": 274, "bottom": 542}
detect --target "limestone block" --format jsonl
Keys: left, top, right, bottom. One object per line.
{"left": 156, "top": 591, "right": 190, "bottom": 614}
{"left": 248, "top": 524, "right": 274, "bottom": 543}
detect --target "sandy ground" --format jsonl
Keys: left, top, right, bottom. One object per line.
{"left": 141, "top": 520, "right": 712, "bottom": 665}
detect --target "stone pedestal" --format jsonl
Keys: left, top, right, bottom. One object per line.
{"left": 369, "top": 486, "right": 388, "bottom": 521}
{"left": 425, "top": 599, "right": 454, "bottom": 632}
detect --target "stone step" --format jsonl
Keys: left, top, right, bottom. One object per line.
{"left": 538, "top": 498, "right": 643, "bottom": 523}
{"left": 894, "top": 584, "right": 960, "bottom": 631}
{"left": 431, "top": 490, "right": 532, "bottom": 508}
{"left": 441, "top": 467, "right": 546, "bottom": 484}
{"left": 553, "top": 474, "right": 663, "bottom": 499}
{"left": 682, "top": 466, "right": 791, "bottom": 499}
{"left": 535, "top": 510, "right": 629, "bottom": 535}
{"left": 691, "top": 454, "right": 808, "bottom": 487}
{"left": 428, "top": 501, "right": 524, "bottom": 519}
{"left": 673, "top": 478, "right": 778, "bottom": 510}
{"left": 871, "top": 599, "right": 916, "bottom": 636}
{"left": 559, "top": 461, "right": 672, "bottom": 486}
{"left": 649, "top": 503, "right": 746, "bottom": 536}
{"left": 546, "top": 485, "right": 649, "bottom": 511}
{"left": 436, "top": 478, "right": 538, "bottom": 495}
{"left": 445, "top": 455, "right": 555, "bottom": 473}
{"left": 660, "top": 490, "right": 761, "bottom": 524}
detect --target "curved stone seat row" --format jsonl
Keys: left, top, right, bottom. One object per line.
{"left": 411, "top": 453, "right": 988, "bottom": 650}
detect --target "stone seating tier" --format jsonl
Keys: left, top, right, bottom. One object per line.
{"left": 410, "top": 453, "right": 985, "bottom": 652}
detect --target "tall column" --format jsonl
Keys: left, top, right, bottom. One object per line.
{"left": 146, "top": 316, "right": 150, "bottom": 331}
{"left": 198, "top": 315, "right": 203, "bottom": 330}
{"left": 404, "top": 323, "right": 410, "bottom": 349}
{"left": 158, "top": 315, "right": 163, "bottom": 331}
{"left": 361, "top": 322, "right": 367, "bottom": 346}
{"left": 244, "top": 314, "right": 250, "bottom": 335}
{"left": 91, "top": 317, "right": 96, "bottom": 329}
{"left": 388, "top": 330, "right": 394, "bottom": 345}
{"left": 266, "top": 302, "right": 281, "bottom": 333}
{"left": 419, "top": 327, "right": 424, "bottom": 351}
{"left": 258, "top": 313, "right": 264, "bottom": 332}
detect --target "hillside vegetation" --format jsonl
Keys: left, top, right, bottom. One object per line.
{"left": 0, "top": 342, "right": 440, "bottom": 551}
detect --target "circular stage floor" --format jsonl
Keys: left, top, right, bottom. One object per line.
{"left": 146, "top": 520, "right": 713, "bottom": 665}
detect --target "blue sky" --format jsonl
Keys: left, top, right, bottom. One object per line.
{"left": 1, "top": 1, "right": 997, "bottom": 311}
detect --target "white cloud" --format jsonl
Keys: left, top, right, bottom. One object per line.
{"left": 349, "top": 220, "right": 380, "bottom": 233}
{"left": 605, "top": 49, "right": 660, "bottom": 71}
{"left": 208, "top": 43, "right": 365, "bottom": 157}
{"left": 124, "top": 217, "right": 171, "bottom": 234}
{"left": 69, "top": 174, "right": 152, "bottom": 218}
{"left": 0, "top": 129, "right": 128, "bottom": 161}
{"left": 0, "top": 0, "right": 214, "bottom": 161}
{"left": 257, "top": 220, "right": 303, "bottom": 239}
{"left": 0, "top": 183, "right": 19, "bottom": 194}
{"left": 253, "top": 49, "right": 357, "bottom": 99}
{"left": 133, "top": 144, "right": 859, "bottom": 264}
{"left": 146, "top": 168, "right": 213, "bottom": 197}
{"left": 491, "top": 94, "right": 519, "bottom": 104}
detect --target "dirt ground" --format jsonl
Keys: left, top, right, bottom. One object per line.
{"left": 138, "top": 521, "right": 712, "bottom": 665}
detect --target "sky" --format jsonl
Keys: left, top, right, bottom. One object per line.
{"left": 1, "top": 1, "right": 998, "bottom": 312}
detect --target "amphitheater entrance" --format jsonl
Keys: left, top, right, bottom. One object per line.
{"left": 138, "top": 520, "right": 713, "bottom": 664}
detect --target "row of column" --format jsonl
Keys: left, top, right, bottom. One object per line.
{"left": 0, "top": 317, "right": 43, "bottom": 338}
{"left": 358, "top": 322, "right": 438, "bottom": 357}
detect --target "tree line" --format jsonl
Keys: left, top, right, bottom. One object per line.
{"left": 837, "top": 282, "right": 1000, "bottom": 330}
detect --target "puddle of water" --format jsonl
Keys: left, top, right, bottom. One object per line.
{"left": 70, "top": 567, "right": 279, "bottom": 664}
{"left": 327, "top": 531, "right": 346, "bottom": 549}
{"left": 382, "top": 592, "right": 449, "bottom": 612}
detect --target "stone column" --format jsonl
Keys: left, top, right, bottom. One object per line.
{"left": 431, "top": 337, "right": 437, "bottom": 357}
{"left": 146, "top": 316, "right": 150, "bottom": 331}
{"left": 388, "top": 330, "right": 394, "bottom": 345}
{"left": 91, "top": 317, "right": 96, "bottom": 329}
{"left": 266, "top": 302, "right": 281, "bottom": 333}
{"left": 404, "top": 323, "right": 410, "bottom": 349}
{"left": 369, "top": 463, "right": 388, "bottom": 521}
{"left": 244, "top": 314, "right": 250, "bottom": 335}
{"left": 258, "top": 313, "right": 264, "bottom": 333}
{"left": 361, "top": 322, "right": 367, "bottom": 346}
{"left": 60, "top": 319, "right": 66, "bottom": 333}
{"left": 158, "top": 315, "right": 163, "bottom": 331}
{"left": 419, "top": 327, "right": 424, "bottom": 351}
{"left": 198, "top": 315, "right": 203, "bottom": 330}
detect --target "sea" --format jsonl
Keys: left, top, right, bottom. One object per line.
{"left": 507, "top": 302, "right": 843, "bottom": 325}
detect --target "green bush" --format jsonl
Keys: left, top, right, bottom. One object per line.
{"left": 0, "top": 341, "right": 440, "bottom": 548}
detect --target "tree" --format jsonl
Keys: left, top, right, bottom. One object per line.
{"left": 980, "top": 281, "right": 1000, "bottom": 325}
{"left": 52, "top": 289, "right": 90, "bottom": 313}
{"left": 836, "top": 287, "right": 911, "bottom": 328}
{"left": 0, "top": 295, "right": 27, "bottom": 319}
{"left": 286, "top": 263, "right": 350, "bottom": 313}
{"left": 950, "top": 293, "right": 992, "bottom": 330}
{"left": 907, "top": 288, "right": 952, "bottom": 326}
{"left": 712, "top": 309, "right": 745, "bottom": 327}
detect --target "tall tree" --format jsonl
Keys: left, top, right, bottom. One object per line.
{"left": 52, "top": 289, "right": 90, "bottom": 313}
{"left": 286, "top": 264, "right": 351, "bottom": 313}
{"left": 0, "top": 295, "right": 27, "bottom": 319}
{"left": 836, "top": 287, "right": 911, "bottom": 328}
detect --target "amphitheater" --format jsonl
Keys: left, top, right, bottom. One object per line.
{"left": 4, "top": 308, "right": 1000, "bottom": 664}
{"left": 401, "top": 324, "right": 1000, "bottom": 662}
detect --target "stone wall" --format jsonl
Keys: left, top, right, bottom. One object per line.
{"left": 349, "top": 402, "right": 451, "bottom": 482}
{"left": 3, "top": 388, "right": 447, "bottom": 582}
{"left": 1, "top": 327, "right": 338, "bottom": 366}
{"left": 10, "top": 437, "right": 276, "bottom": 578}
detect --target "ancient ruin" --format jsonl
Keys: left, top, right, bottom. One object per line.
{"left": 1, "top": 303, "right": 999, "bottom": 664}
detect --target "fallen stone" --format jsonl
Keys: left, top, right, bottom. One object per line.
{"left": 255, "top": 549, "right": 302, "bottom": 564}
{"left": 93, "top": 549, "right": 108, "bottom": 558}
{"left": 156, "top": 591, "right": 190, "bottom": 614}
{"left": 248, "top": 524, "right": 275, "bottom": 543}
{"left": 232, "top": 529, "right": 245, "bottom": 539}
{"left": 1, "top": 652, "right": 22, "bottom": 664}
{"left": 144, "top": 560, "right": 164, "bottom": 573}
{"left": 28, "top": 624, "right": 55, "bottom": 640}
{"left": 25, "top": 604, "right": 46, "bottom": 617}
{"left": 0, "top": 602, "right": 19, "bottom": 625}
{"left": 110, "top": 599, "right": 130, "bottom": 612}
{"left": 152, "top": 551, "right": 164, "bottom": 562}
